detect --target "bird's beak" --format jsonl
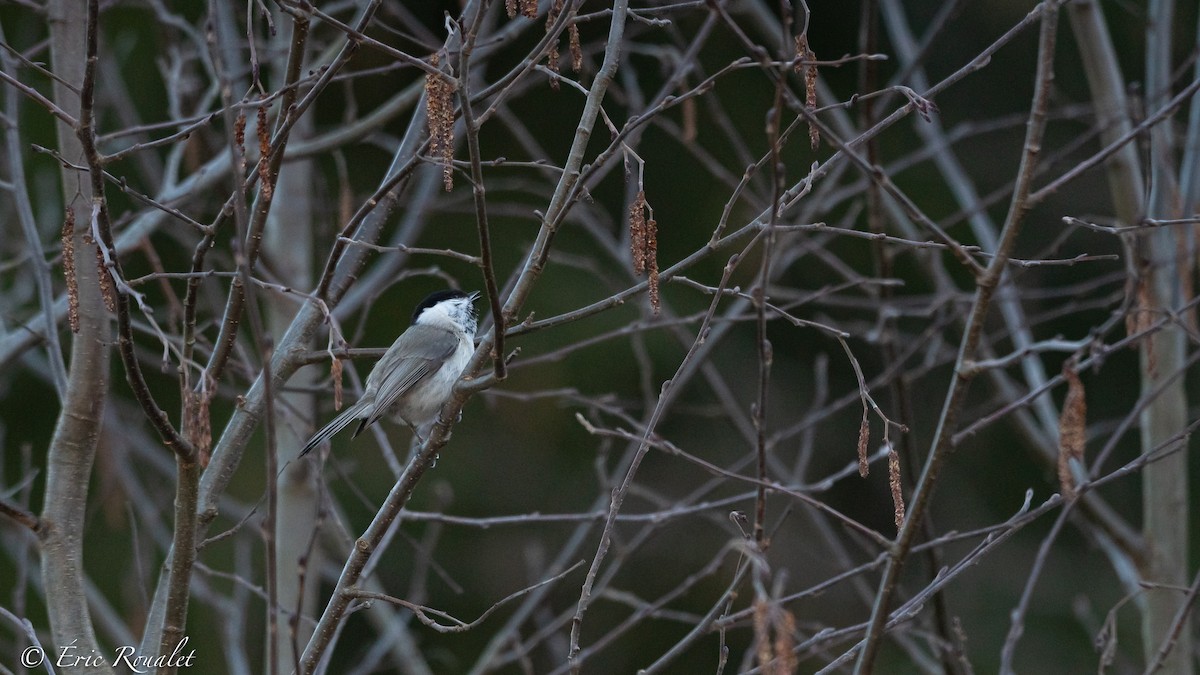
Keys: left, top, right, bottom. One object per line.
{"left": 469, "top": 291, "right": 481, "bottom": 303}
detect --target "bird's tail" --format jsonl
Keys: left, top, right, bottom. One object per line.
{"left": 301, "top": 402, "right": 366, "bottom": 456}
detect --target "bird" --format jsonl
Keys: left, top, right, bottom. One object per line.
{"left": 300, "top": 289, "right": 478, "bottom": 457}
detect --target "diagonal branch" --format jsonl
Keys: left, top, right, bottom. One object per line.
{"left": 854, "top": 2, "right": 1062, "bottom": 672}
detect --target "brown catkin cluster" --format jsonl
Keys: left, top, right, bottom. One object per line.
{"left": 234, "top": 109, "right": 247, "bottom": 177}
{"left": 331, "top": 356, "right": 344, "bottom": 411}
{"left": 234, "top": 108, "right": 246, "bottom": 150}
{"left": 752, "top": 598, "right": 798, "bottom": 675}
{"left": 62, "top": 209, "right": 79, "bottom": 333}
{"left": 425, "top": 54, "right": 457, "bottom": 191}
{"left": 185, "top": 388, "right": 213, "bottom": 468}
{"left": 629, "top": 191, "right": 660, "bottom": 313}
{"left": 89, "top": 232, "right": 116, "bottom": 313}
{"left": 630, "top": 191, "right": 647, "bottom": 275}
{"left": 569, "top": 23, "right": 582, "bottom": 72}
{"left": 795, "top": 34, "right": 819, "bottom": 149}
{"left": 1127, "top": 278, "right": 1155, "bottom": 373}
{"left": 257, "top": 103, "right": 272, "bottom": 202}
{"left": 545, "top": 0, "right": 565, "bottom": 89}
{"left": 1058, "top": 362, "right": 1087, "bottom": 501}
{"left": 888, "top": 447, "right": 905, "bottom": 530}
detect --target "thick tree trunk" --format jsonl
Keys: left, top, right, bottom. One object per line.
{"left": 39, "top": 1, "right": 114, "bottom": 673}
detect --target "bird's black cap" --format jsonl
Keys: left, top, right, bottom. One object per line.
{"left": 411, "top": 289, "right": 473, "bottom": 324}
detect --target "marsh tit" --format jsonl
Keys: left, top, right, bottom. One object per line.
{"left": 300, "top": 289, "right": 478, "bottom": 456}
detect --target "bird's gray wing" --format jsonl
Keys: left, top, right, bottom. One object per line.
{"left": 356, "top": 324, "right": 459, "bottom": 432}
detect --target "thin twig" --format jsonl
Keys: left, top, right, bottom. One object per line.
{"left": 346, "top": 561, "right": 583, "bottom": 633}
{"left": 457, "top": 12, "right": 506, "bottom": 380}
